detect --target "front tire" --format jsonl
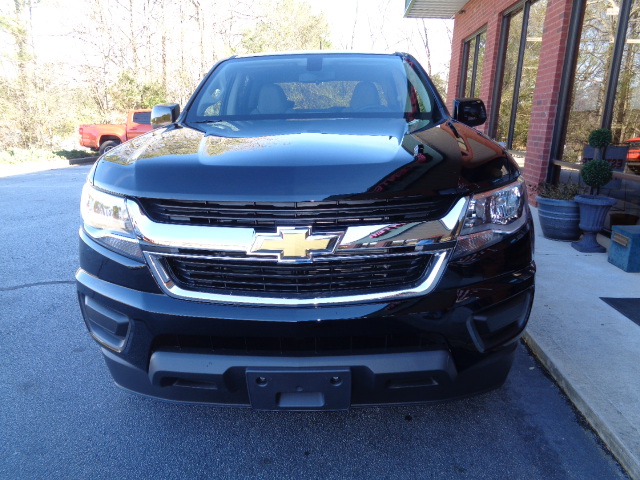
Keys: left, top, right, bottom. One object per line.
{"left": 99, "top": 140, "right": 121, "bottom": 155}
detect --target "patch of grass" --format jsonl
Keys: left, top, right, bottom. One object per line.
{"left": 0, "top": 149, "right": 63, "bottom": 164}
{"left": 0, "top": 148, "right": 97, "bottom": 164}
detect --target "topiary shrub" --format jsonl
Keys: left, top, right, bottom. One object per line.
{"left": 588, "top": 128, "right": 613, "bottom": 148}
{"left": 580, "top": 159, "right": 613, "bottom": 195}
{"left": 588, "top": 128, "right": 612, "bottom": 161}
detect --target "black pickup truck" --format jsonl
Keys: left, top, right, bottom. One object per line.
{"left": 77, "top": 52, "right": 535, "bottom": 410}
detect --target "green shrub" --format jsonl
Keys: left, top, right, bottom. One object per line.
{"left": 581, "top": 159, "right": 613, "bottom": 195}
{"left": 587, "top": 128, "right": 612, "bottom": 149}
{"left": 588, "top": 128, "right": 612, "bottom": 162}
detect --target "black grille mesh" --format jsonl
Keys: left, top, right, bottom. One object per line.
{"left": 138, "top": 197, "right": 455, "bottom": 229}
{"left": 163, "top": 254, "right": 432, "bottom": 296}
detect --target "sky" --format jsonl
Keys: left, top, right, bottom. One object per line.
{"left": 316, "top": 0, "right": 453, "bottom": 75}
{"left": 22, "top": 0, "right": 453, "bottom": 78}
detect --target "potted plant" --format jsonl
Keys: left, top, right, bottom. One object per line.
{"left": 534, "top": 182, "right": 582, "bottom": 241}
{"left": 571, "top": 154, "right": 616, "bottom": 253}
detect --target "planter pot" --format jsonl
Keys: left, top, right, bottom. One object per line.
{"left": 571, "top": 194, "right": 617, "bottom": 253}
{"left": 536, "top": 197, "right": 581, "bottom": 241}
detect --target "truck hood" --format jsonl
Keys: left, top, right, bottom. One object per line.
{"left": 92, "top": 118, "right": 517, "bottom": 202}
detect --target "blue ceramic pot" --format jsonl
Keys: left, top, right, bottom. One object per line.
{"left": 537, "top": 196, "right": 581, "bottom": 241}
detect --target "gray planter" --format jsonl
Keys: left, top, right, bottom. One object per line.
{"left": 536, "top": 196, "right": 581, "bottom": 241}
{"left": 571, "top": 194, "right": 617, "bottom": 253}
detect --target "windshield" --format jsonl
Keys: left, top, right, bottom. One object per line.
{"left": 185, "top": 53, "right": 443, "bottom": 133}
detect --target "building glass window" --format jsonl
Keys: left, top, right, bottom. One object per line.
{"left": 495, "top": 0, "right": 548, "bottom": 152}
{"left": 563, "top": 0, "right": 621, "bottom": 162}
{"left": 611, "top": 2, "right": 640, "bottom": 148}
{"left": 460, "top": 30, "right": 486, "bottom": 98}
{"left": 496, "top": 9, "right": 524, "bottom": 146}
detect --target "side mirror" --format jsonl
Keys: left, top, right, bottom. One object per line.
{"left": 151, "top": 103, "right": 181, "bottom": 128}
{"left": 453, "top": 98, "right": 486, "bottom": 127}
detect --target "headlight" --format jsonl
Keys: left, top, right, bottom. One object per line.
{"left": 453, "top": 179, "right": 528, "bottom": 258}
{"left": 80, "top": 183, "right": 143, "bottom": 260}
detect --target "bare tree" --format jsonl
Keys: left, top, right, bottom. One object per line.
{"left": 418, "top": 19, "right": 432, "bottom": 76}
{"left": 238, "top": 0, "right": 333, "bottom": 53}
{"left": 350, "top": 0, "right": 359, "bottom": 50}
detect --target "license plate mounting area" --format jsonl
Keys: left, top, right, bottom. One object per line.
{"left": 246, "top": 368, "right": 351, "bottom": 411}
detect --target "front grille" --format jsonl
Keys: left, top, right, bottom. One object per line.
{"left": 163, "top": 253, "right": 432, "bottom": 296}
{"left": 153, "top": 332, "right": 447, "bottom": 357}
{"left": 138, "top": 197, "right": 456, "bottom": 229}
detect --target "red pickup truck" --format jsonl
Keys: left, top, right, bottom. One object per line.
{"left": 79, "top": 109, "right": 152, "bottom": 154}
{"left": 626, "top": 138, "right": 640, "bottom": 174}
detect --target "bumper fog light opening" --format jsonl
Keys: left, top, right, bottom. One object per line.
{"left": 81, "top": 295, "right": 131, "bottom": 352}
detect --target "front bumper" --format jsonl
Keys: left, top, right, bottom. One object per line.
{"left": 100, "top": 343, "right": 518, "bottom": 409}
{"left": 76, "top": 222, "right": 535, "bottom": 410}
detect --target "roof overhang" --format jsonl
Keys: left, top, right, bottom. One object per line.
{"left": 404, "top": 0, "right": 469, "bottom": 19}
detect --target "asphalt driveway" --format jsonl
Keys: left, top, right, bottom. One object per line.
{"left": 0, "top": 164, "right": 628, "bottom": 479}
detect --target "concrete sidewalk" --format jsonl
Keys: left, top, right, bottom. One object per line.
{"left": 525, "top": 207, "right": 640, "bottom": 480}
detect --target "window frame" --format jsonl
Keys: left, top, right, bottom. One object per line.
{"left": 490, "top": 0, "right": 545, "bottom": 149}
{"left": 132, "top": 111, "right": 151, "bottom": 125}
{"left": 549, "top": 0, "right": 635, "bottom": 178}
{"left": 458, "top": 28, "right": 487, "bottom": 99}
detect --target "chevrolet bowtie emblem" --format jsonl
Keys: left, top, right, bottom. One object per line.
{"left": 250, "top": 227, "right": 340, "bottom": 262}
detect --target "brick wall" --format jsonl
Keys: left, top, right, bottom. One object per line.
{"left": 446, "top": 0, "right": 575, "bottom": 203}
